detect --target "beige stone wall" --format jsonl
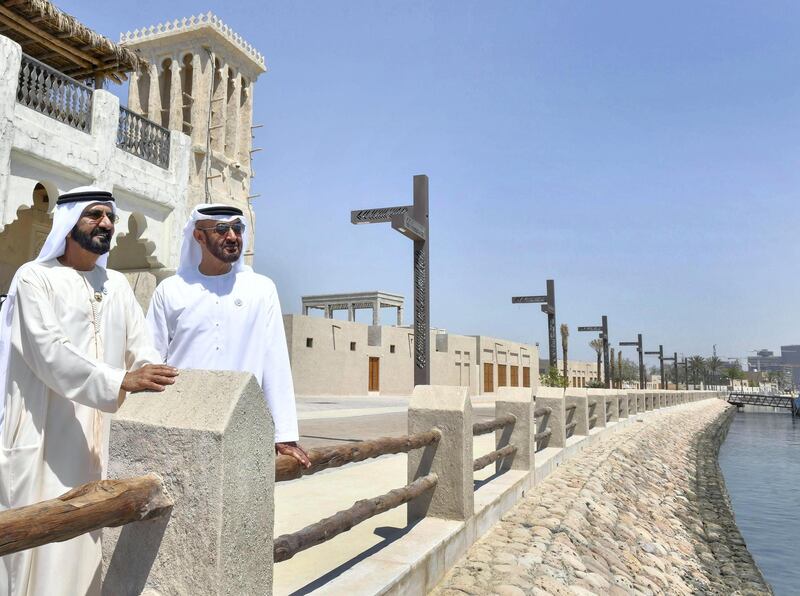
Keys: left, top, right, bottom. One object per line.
{"left": 559, "top": 359, "right": 603, "bottom": 387}
{"left": 476, "top": 335, "right": 539, "bottom": 395}
{"left": 285, "top": 315, "right": 537, "bottom": 397}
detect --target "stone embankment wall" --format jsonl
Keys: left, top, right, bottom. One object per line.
{"left": 433, "top": 400, "right": 771, "bottom": 596}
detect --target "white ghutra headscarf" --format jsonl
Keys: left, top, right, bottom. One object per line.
{"left": 177, "top": 203, "right": 252, "bottom": 278}
{"left": 0, "top": 186, "right": 116, "bottom": 432}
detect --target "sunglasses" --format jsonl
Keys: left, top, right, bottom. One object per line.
{"left": 197, "top": 222, "right": 245, "bottom": 235}
{"left": 82, "top": 209, "right": 119, "bottom": 224}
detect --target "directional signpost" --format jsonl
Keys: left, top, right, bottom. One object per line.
{"left": 351, "top": 175, "right": 430, "bottom": 386}
{"left": 620, "top": 333, "right": 645, "bottom": 389}
{"left": 512, "top": 280, "right": 557, "bottom": 372}
{"left": 578, "top": 315, "right": 610, "bottom": 388}
{"left": 644, "top": 345, "right": 665, "bottom": 390}
{"left": 662, "top": 352, "right": 677, "bottom": 389}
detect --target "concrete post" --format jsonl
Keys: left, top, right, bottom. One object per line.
{"left": 587, "top": 389, "right": 608, "bottom": 429}
{"left": 634, "top": 390, "right": 645, "bottom": 414}
{"left": 102, "top": 370, "right": 274, "bottom": 595}
{"left": 147, "top": 63, "right": 160, "bottom": 124}
{"left": 495, "top": 387, "right": 535, "bottom": 475}
{"left": 0, "top": 37, "right": 22, "bottom": 230}
{"left": 348, "top": 304, "right": 355, "bottom": 322}
{"left": 564, "top": 388, "right": 590, "bottom": 438}
{"left": 169, "top": 58, "right": 182, "bottom": 131}
{"left": 605, "top": 390, "right": 620, "bottom": 424}
{"left": 397, "top": 306, "right": 403, "bottom": 326}
{"left": 534, "top": 386, "right": 566, "bottom": 448}
{"left": 407, "top": 385, "right": 473, "bottom": 522}
{"left": 372, "top": 301, "right": 380, "bottom": 326}
{"left": 617, "top": 389, "right": 629, "bottom": 419}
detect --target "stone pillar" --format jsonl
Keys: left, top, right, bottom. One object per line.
{"left": 636, "top": 391, "right": 646, "bottom": 412}
{"left": 407, "top": 385, "right": 472, "bottom": 522}
{"left": 102, "top": 370, "right": 273, "bottom": 595}
{"left": 128, "top": 70, "right": 142, "bottom": 114}
{"left": 616, "top": 390, "right": 628, "bottom": 419}
{"left": 495, "top": 387, "right": 535, "bottom": 475}
{"left": 302, "top": 305, "right": 308, "bottom": 316}
{"left": 606, "top": 391, "right": 619, "bottom": 423}
{"left": 324, "top": 305, "right": 332, "bottom": 319}
{"left": 372, "top": 302, "right": 379, "bottom": 326}
{"left": 237, "top": 77, "right": 253, "bottom": 165}
{"left": 190, "top": 52, "right": 205, "bottom": 147}
{"left": 627, "top": 391, "right": 639, "bottom": 415}
{"left": 169, "top": 58, "right": 182, "bottom": 131}
{"left": 535, "top": 386, "right": 566, "bottom": 448}
{"left": 225, "top": 71, "right": 241, "bottom": 159}
{"left": 564, "top": 388, "right": 590, "bottom": 438}
{"left": 348, "top": 304, "right": 355, "bottom": 322}
{"left": 0, "top": 36, "right": 21, "bottom": 230}
{"left": 397, "top": 306, "right": 403, "bottom": 326}
{"left": 147, "top": 62, "right": 160, "bottom": 125}
{"left": 587, "top": 389, "right": 607, "bottom": 429}
{"left": 211, "top": 60, "right": 228, "bottom": 154}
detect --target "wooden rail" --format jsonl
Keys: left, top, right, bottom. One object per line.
{"left": 0, "top": 474, "right": 172, "bottom": 557}
{"left": 565, "top": 404, "right": 577, "bottom": 412}
{"left": 473, "top": 445, "right": 517, "bottom": 472}
{"left": 276, "top": 430, "right": 442, "bottom": 482}
{"left": 472, "top": 414, "right": 516, "bottom": 436}
{"left": 273, "top": 473, "right": 438, "bottom": 562}
{"left": 534, "top": 406, "right": 552, "bottom": 418}
{"left": 534, "top": 428, "right": 552, "bottom": 443}
{"left": 588, "top": 415, "right": 598, "bottom": 428}
{"left": 565, "top": 420, "right": 577, "bottom": 434}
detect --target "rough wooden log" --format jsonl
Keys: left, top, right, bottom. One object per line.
{"left": 534, "top": 428, "right": 552, "bottom": 443}
{"left": 472, "top": 414, "right": 516, "bottom": 436}
{"left": 472, "top": 444, "right": 517, "bottom": 472}
{"left": 588, "top": 415, "right": 598, "bottom": 428}
{"left": 276, "top": 429, "right": 441, "bottom": 482}
{"left": 534, "top": 406, "right": 552, "bottom": 418}
{"left": 273, "top": 473, "right": 438, "bottom": 562}
{"left": 565, "top": 420, "right": 578, "bottom": 433}
{"left": 565, "top": 404, "right": 577, "bottom": 412}
{"left": 0, "top": 473, "right": 172, "bottom": 557}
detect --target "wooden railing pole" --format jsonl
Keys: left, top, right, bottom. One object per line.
{"left": 0, "top": 474, "right": 171, "bottom": 557}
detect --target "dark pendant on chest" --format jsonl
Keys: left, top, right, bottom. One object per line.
{"left": 94, "top": 292, "right": 103, "bottom": 302}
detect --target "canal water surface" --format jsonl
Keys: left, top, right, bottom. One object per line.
{"left": 718, "top": 409, "right": 800, "bottom": 595}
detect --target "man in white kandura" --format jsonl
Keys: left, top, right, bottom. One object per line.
{"left": 147, "top": 204, "right": 310, "bottom": 467}
{"left": 0, "top": 187, "right": 178, "bottom": 596}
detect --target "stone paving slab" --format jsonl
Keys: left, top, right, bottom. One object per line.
{"left": 432, "top": 400, "right": 771, "bottom": 596}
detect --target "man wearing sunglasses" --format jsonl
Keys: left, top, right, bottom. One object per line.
{"left": 0, "top": 187, "right": 177, "bottom": 596}
{"left": 146, "top": 204, "right": 310, "bottom": 468}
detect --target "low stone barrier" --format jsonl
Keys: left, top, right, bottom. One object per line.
{"left": 91, "top": 378, "right": 725, "bottom": 594}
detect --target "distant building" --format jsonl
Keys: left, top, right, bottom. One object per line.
{"left": 747, "top": 346, "right": 799, "bottom": 388}
{"left": 539, "top": 359, "right": 603, "bottom": 388}
{"left": 285, "top": 313, "right": 538, "bottom": 396}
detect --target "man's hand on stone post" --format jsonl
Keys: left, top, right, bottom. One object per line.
{"left": 276, "top": 441, "right": 312, "bottom": 468}
{"left": 122, "top": 364, "right": 179, "bottom": 393}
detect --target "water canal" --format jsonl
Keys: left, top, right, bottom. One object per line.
{"left": 718, "top": 409, "right": 800, "bottom": 595}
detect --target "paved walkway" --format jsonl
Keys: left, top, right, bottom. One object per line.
{"left": 432, "top": 400, "right": 769, "bottom": 596}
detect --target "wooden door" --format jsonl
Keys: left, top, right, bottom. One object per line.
{"left": 498, "top": 364, "right": 507, "bottom": 387}
{"left": 510, "top": 366, "right": 519, "bottom": 387}
{"left": 522, "top": 366, "right": 531, "bottom": 388}
{"left": 483, "top": 363, "right": 494, "bottom": 393}
{"left": 368, "top": 357, "right": 380, "bottom": 392}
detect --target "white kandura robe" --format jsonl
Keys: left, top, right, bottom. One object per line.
{"left": 0, "top": 259, "right": 160, "bottom": 596}
{"left": 146, "top": 268, "right": 299, "bottom": 442}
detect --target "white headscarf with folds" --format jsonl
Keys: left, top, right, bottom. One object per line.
{"left": 0, "top": 186, "right": 116, "bottom": 431}
{"left": 177, "top": 203, "right": 251, "bottom": 278}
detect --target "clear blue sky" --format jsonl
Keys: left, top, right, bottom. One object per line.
{"left": 62, "top": 0, "right": 800, "bottom": 363}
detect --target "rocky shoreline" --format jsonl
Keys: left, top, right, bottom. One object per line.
{"left": 433, "top": 400, "right": 771, "bottom": 595}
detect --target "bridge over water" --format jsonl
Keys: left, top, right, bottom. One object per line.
{"left": 728, "top": 391, "right": 800, "bottom": 416}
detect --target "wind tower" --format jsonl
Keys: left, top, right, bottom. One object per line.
{"left": 120, "top": 13, "right": 265, "bottom": 263}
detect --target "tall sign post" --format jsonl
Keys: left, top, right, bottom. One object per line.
{"left": 679, "top": 357, "right": 689, "bottom": 389}
{"left": 662, "top": 352, "right": 677, "bottom": 389}
{"left": 644, "top": 344, "right": 665, "bottom": 390}
{"left": 512, "top": 279, "right": 557, "bottom": 372}
{"left": 351, "top": 175, "right": 430, "bottom": 386}
{"left": 578, "top": 315, "right": 610, "bottom": 388}
{"left": 620, "top": 334, "right": 645, "bottom": 389}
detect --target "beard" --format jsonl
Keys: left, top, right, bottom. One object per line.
{"left": 70, "top": 224, "right": 112, "bottom": 255}
{"left": 207, "top": 238, "right": 242, "bottom": 263}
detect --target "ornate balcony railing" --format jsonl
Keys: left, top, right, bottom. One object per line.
{"left": 117, "top": 107, "right": 170, "bottom": 169}
{"left": 17, "top": 54, "right": 92, "bottom": 133}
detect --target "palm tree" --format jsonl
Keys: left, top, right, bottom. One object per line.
{"left": 689, "top": 355, "right": 706, "bottom": 386}
{"left": 560, "top": 324, "right": 569, "bottom": 382}
{"left": 706, "top": 356, "right": 723, "bottom": 385}
{"left": 590, "top": 338, "right": 603, "bottom": 383}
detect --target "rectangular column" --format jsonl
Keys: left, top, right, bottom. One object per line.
{"left": 534, "top": 387, "right": 566, "bottom": 448}
{"left": 495, "top": 387, "right": 535, "bottom": 475}
{"left": 564, "top": 388, "right": 590, "bottom": 438}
